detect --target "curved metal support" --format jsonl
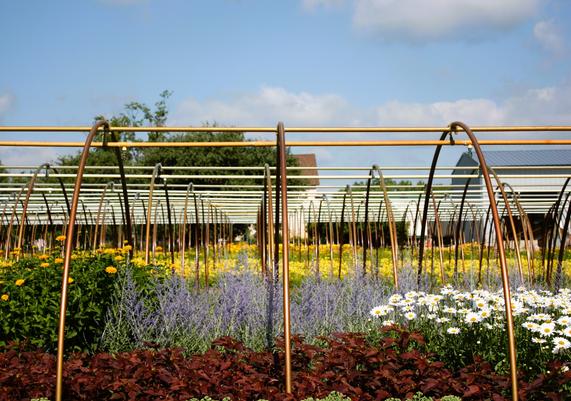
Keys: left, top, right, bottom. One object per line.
{"left": 16, "top": 164, "right": 49, "bottom": 256}
{"left": 363, "top": 168, "right": 374, "bottom": 273}
{"left": 488, "top": 168, "right": 524, "bottom": 283}
{"left": 275, "top": 122, "right": 292, "bottom": 394}
{"left": 372, "top": 165, "right": 399, "bottom": 289}
{"left": 431, "top": 190, "right": 446, "bottom": 283}
{"left": 93, "top": 182, "right": 112, "bottom": 250}
{"left": 323, "top": 195, "right": 335, "bottom": 277}
{"left": 55, "top": 120, "right": 112, "bottom": 401}
{"left": 503, "top": 182, "right": 535, "bottom": 282}
{"left": 102, "top": 130, "right": 133, "bottom": 255}
{"left": 181, "top": 183, "right": 194, "bottom": 276}
{"left": 545, "top": 177, "right": 571, "bottom": 285}
{"left": 449, "top": 121, "right": 518, "bottom": 401}
{"left": 163, "top": 178, "right": 175, "bottom": 266}
{"left": 454, "top": 174, "right": 475, "bottom": 277}
{"left": 347, "top": 186, "right": 358, "bottom": 269}
{"left": 144, "top": 163, "right": 162, "bottom": 264}
{"left": 338, "top": 189, "right": 348, "bottom": 279}
{"left": 264, "top": 164, "right": 275, "bottom": 277}
{"left": 4, "top": 187, "right": 25, "bottom": 259}
{"left": 417, "top": 130, "right": 453, "bottom": 284}
{"left": 555, "top": 194, "right": 571, "bottom": 291}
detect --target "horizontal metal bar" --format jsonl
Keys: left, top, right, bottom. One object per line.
{"left": 1, "top": 139, "right": 571, "bottom": 148}
{"left": 1, "top": 125, "right": 571, "bottom": 133}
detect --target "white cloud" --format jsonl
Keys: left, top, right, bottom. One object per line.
{"left": 174, "top": 86, "right": 362, "bottom": 126}
{"left": 376, "top": 81, "right": 571, "bottom": 125}
{"left": 0, "top": 148, "right": 61, "bottom": 167}
{"left": 174, "top": 81, "right": 571, "bottom": 129}
{"left": 302, "top": 0, "right": 345, "bottom": 11}
{"left": 0, "top": 93, "right": 15, "bottom": 118}
{"left": 377, "top": 99, "right": 504, "bottom": 126}
{"left": 534, "top": 20, "right": 565, "bottom": 56}
{"left": 350, "top": 0, "right": 542, "bottom": 42}
{"left": 171, "top": 82, "right": 571, "bottom": 170}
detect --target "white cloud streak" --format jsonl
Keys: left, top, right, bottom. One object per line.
{"left": 174, "top": 86, "right": 364, "bottom": 126}
{"left": 174, "top": 81, "right": 571, "bottom": 128}
{"left": 172, "top": 82, "right": 571, "bottom": 169}
{"left": 534, "top": 20, "right": 566, "bottom": 56}
{"left": 0, "top": 93, "right": 15, "bottom": 122}
{"left": 305, "top": 0, "right": 543, "bottom": 43}
{"left": 302, "top": 0, "right": 345, "bottom": 11}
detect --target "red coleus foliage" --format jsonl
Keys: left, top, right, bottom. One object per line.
{"left": 1, "top": 327, "right": 569, "bottom": 401}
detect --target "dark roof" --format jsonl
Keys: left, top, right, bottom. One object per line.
{"left": 466, "top": 150, "right": 571, "bottom": 167}
{"left": 292, "top": 153, "right": 319, "bottom": 186}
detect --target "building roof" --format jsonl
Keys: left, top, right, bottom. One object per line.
{"left": 465, "top": 149, "right": 571, "bottom": 167}
{"left": 292, "top": 153, "right": 319, "bottom": 186}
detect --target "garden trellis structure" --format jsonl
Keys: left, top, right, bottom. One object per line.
{"left": 2, "top": 123, "right": 571, "bottom": 401}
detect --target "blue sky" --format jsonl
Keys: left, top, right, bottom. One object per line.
{"left": 1, "top": 0, "right": 571, "bottom": 171}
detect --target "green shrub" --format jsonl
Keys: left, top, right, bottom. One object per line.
{"left": 0, "top": 250, "right": 155, "bottom": 353}
{"left": 186, "top": 394, "right": 351, "bottom": 401}
{"left": 385, "top": 392, "right": 462, "bottom": 401}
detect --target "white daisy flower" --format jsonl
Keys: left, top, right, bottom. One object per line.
{"left": 553, "top": 337, "right": 571, "bottom": 353}
{"left": 447, "top": 327, "right": 461, "bottom": 335}
{"left": 465, "top": 312, "right": 482, "bottom": 324}
{"left": 404, "top": 311, "right": 417, "bottom": 320}
{"left": 370, "top": 305, "right": 392, "bottom": 318}
{"left": 478, "top": 308, "right": 492, "bottom": 319}
{"left": 539, "top": 322, "right": 556, "bottom": 337}
{"left": 522, "top": 321, "right": 539, "bottom": 331}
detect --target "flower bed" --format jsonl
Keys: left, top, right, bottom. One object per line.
{"left": 1, "top": 327, "right": 570, "bottom": 401}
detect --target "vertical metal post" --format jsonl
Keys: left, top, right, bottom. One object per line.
{"left": 145, "top": 164, "right": 161, "bottom": 264}
{"left": 276, "top": 122, "right": 292, "bottom": 393}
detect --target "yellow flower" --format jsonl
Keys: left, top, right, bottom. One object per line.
{"left": 68, "top": 277, "right": 74, "bottom": 284}
{"left": 114, "top": 255, "right": 124, "bottom": 262}
{"left": 40, "top": 262, "right": 50, "bottom": 268}
{"left": 15, "top": 279, "right": 25, "bottom": 286}
{"left": 56, "top": 235, "right": 66, "bottom": 242}
{"left": 54, "top": 258, "right": 64, "bottom": 264}
{"left": 105, "top": 266, "right": 117, "bottom": 274}
{"left": 38, "top": 254, "right": 49, "bottom": 260}
{"left": 1, "top": 294, "right": 9, "bottom": 302}
{"left": 155, "top": 246, "right": 163, "bottom": 252}
{"left": 121, "top": 245, "right": 132, "bottom": 253}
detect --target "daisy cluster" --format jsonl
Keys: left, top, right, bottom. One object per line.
{"left": 370, "top": 286, "right": 571, "bottom": 355}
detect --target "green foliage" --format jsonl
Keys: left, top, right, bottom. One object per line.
{"left": 0, "top": 250, "right": 156, "bottom": 353}
{"left": 185, "top": 393, "right": 351, "bottom": 401}
{"left": 385, "top": 393, "right": 461, "bottom": 401}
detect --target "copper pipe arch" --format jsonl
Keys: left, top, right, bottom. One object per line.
{"left": 144, "top": 163, "right": 162, "bottom": 264}
{"left": 55, "top": 119, "right": 114, "bottom": 401}
{"left": 448, "top": 121, "right": 518, "bottom": 401}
